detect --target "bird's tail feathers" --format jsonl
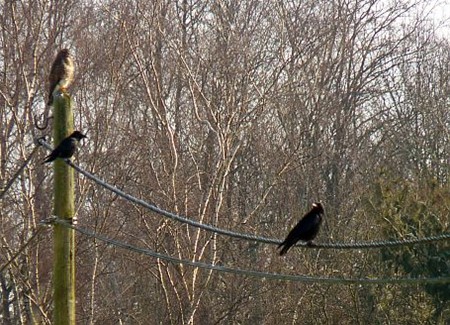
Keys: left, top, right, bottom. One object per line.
{"left": 43, "top": 155, "right": 55, "bottom": 164}
{"left": 278, "top": 242, "right": 290, "bottom": 256}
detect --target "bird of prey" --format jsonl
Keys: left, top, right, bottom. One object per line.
{"left": 278, "top": 202, "right": 324, "bottom": 256}
{"left": 47, "top": 49, "right": 74, "bottom": 106}
{"left": 43, "top": 131, "right": 87, "bottom": 163}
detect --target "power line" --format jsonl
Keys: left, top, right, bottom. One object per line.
{"left": 37, "top": 138, "right": 450, "bottom": 249}
{"left": 0, "top": 145, "right": 39, "bottom": 200}
{"left": 50, "top": 218, "right": 450, "bottom": 285}
{"left": 0, "top": 227, "right": 44, "bottom": 273}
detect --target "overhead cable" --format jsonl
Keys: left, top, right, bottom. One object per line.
{"left": 50, "top": 218, "right": 450, "bottom": 285}
{"left": 0, "top": 145, "right": 39, "bottom": 200}
{"left": 37, "top": 138, "right": 450, "bottom": 249}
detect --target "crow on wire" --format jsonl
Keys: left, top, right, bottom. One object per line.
{"left": 43, "top": 131, "right": 87, "bottom": 164}
{"left": 278, "top": 202, "right": 324, "bottom": 256}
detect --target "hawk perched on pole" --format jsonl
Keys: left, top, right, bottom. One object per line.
{"left": 47, "top": 49, "right": 74, "bottom": 106}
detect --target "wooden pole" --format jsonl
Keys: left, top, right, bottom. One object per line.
{"left": 52, "top": 92, "right": 76, "bottom": 325}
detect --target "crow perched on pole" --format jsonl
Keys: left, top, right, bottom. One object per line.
{"left": 43, "top": 131, "right": 87, "bottom": 163}
{"left": 278, "top": 202, "right": 324, "bottom": 256}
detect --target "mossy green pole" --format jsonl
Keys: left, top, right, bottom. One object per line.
{"left": 52, "top": 93, "right": 75, "bottom": 325}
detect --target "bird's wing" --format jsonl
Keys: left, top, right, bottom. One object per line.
{"left": 43, "top": 150, "right": 58, "bottom": 163}
{"left": 294, "top": 214, "right": 321, "bottom": 235}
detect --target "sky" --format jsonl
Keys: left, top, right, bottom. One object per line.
{"left": 428, "top": 0, "right": 450, "bottom": 37}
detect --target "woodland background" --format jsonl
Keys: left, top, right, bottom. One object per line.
{"left": 0, "top": 0, "right": 449, "bottom": 324}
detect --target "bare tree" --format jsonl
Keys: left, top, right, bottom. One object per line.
{"left": 1, "top": 0, "right": 449, "bottom": 324}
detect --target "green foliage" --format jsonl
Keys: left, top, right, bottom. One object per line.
{"left": 363, "top": 173, "right": 450, "bottom": 323}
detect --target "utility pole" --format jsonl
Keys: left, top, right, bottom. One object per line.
{"left": 52, "top": 93, "right": 76, "bottom": 324}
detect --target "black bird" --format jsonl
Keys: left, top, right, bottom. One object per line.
{"left": 43, "top": 131, "right": 87, "bottom": 163}
{"left": 278, "top": 202, "right": 324, "bottom": 256}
